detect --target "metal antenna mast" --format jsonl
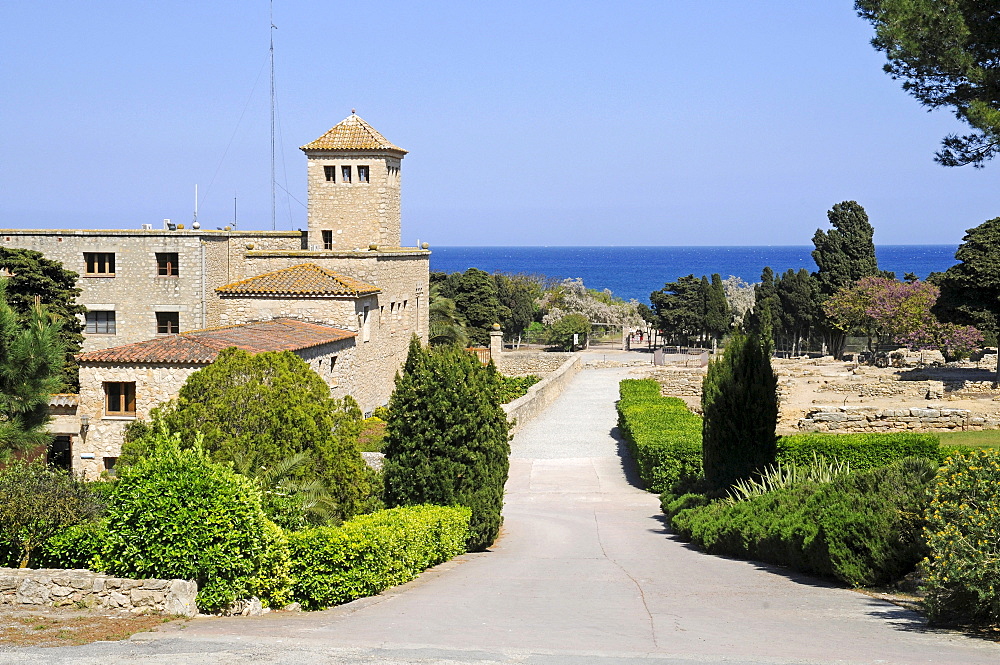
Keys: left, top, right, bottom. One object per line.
{"left": 269, "top": 0, "right": 277, "bottom": 230}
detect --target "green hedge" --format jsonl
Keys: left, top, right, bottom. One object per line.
{"left": 670, "top": 458, "right": 937, "bottom": 586}
{"left": 289, "top": 504, "right": 470, "bottom": 610}
{"left": 617, "top": 379, "right": 702, "bottom": 493}
{"left": 922, "top": 449, "right": 1000, "bottom": 626}
{"left": 776, "top": 432, "right": 940, "bottom": 470}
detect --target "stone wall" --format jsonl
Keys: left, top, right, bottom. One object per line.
{"left": 797, "top": 405, "right": 1000, "bottom": 432}
{"left": 494, "top": 351, "right": 576, "bottom": 377}
{"left": 0, "top": 568, "right": 197, "bottom": 617}
{"left": 647, "top": 367, "right": 706, "bottom": 397}
{"left": 0, "top": 229, "right": 303, "bottom": 352}
{"left": 305, "top": 151, "right": 402, "bottom": 250}
{"left": 504, "top": 355, "right": 583, "bottom": 433}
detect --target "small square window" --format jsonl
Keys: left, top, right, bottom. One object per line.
{"left": 156, "top": 311, "right": 180, "bottom": 334}
{"left": 84, "top": 252, "right": 115, "bottom": 275}
{"left": 341, "top": 165, "right": 352, "bottom": 183}
{"left": 156, "top": 252, "right": 179, "bottom": 277}
{"left": 357, "top": 165, "right": 369, "bottom": 183}
{"left": 103, "top": 457, "right": 118, "bottom": 476}
{"left": 85, "top": 311, "right": 116, "bottom": 334}
{"left": 104, "top": 382, "right": 136, "bottom": 416}
{"left": 324, "top": 165, "right": 336, "bottom": 182}
{"left": 322, "top": 230, "right": 333, "bottom": 250}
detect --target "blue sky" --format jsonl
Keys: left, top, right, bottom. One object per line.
{"left": 3, "top": 2, "right": 998, "bottom": 246}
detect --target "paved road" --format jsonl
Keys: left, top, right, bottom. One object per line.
{"left": 4, "top": 367, "right": 998, "bottom": 664}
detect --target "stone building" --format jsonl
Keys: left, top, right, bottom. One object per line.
{"left": 0, "top": 113, "right": 429, "bottom": 476}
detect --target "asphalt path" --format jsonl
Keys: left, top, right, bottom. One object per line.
{"left": 4, "top": 367, "right": 998, "bottom": 664}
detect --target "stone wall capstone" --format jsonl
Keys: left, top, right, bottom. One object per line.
{"left": 0, "top": 568, "right": 197, "bottom": 616}
{"left": 503, "top": 354, "right": 583, "bottom": 433}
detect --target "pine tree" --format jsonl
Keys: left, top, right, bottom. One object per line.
{"left": 383, "top": 337, "right": 510, "bottom": 551}
{"left": 701, "top": 332, "right": 778, "bottom": 492}
{"left": 812, "top": 201, "right": 880, "bottom": 297}
{"left": 0, "top": 281, "right": 65, "bottom": 460}
{"left": 0, "top": 248, "right": 84, "bottom": 392}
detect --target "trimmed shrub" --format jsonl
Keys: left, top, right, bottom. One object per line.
{"left": 617, "top": 379, "right": 702, "bottom": 494}
{"left": 776, "top": 432, "right": 940, "bottom": 470}
{"left": 671, "top": 458, "right": 937, "bottom": 586}
{"left": 100, "top": 431, "right": 292, "bottom": 612}
{"left": 922, "top": 449, "right": 1000, "bottom": 626}
{"left": 383, "top": 338, "right": 510, "bottom": 551}
{"left": 497, "top": 374, "right": 541, "bottom": 403}
{"left": 701, "top": 333, "right": 778, "bottom": 491}
{"left": 288, "top": 505, "right": 470, "bottom": 610}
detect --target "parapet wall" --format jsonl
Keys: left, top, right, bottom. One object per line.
{"left": 0, "top": 568, "right": 197, "bottom": 617}
{"left": 494, "top": 351, "right": 576, "bottom": 377}
{"left": 504, "top": 355, "right": 582, "bottom": 433}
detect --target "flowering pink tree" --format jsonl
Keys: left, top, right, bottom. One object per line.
{"left": 824, "top": 277, "right": 982, "bottom": 361}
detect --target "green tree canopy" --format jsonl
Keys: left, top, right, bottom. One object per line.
{"left": 704, "top": 273, "right": 732, "bottom": 342}
{"left": 543, "top": 313, "right": 590, "bottom": 351}
{"left": 811, "top": 201, "right": 881, "bottom": 297}
{"left": 382, "top": 338, "right": 510, "bottom": 551}
{"left": 856, "top": 1, "right": 1000, "bottom": 167}
{"left": 746, "top": 267, "right": 779, "bottom": 341}
{"left": 124, "top": 347, "right": 375, "bottom": 521}
{"left": 701, "top": 333, "right": 778, "bottom": 492}
{"left": 434, "top": 268, "right": 503, "bottom": 347}
{"left": 0, "top": 248, "right": 84, "bottom": 391}
{"left": 776, "top": 268, "right": 821, "bottom": 356}
{"left": 933, "top": 217, "right": 1000, "bottom": 345}
{"left": 494, "top": 273, "right": 541, "bottom": 342}
{"left": 650, "top": 274, "right": 705, "bottom": 345}
{"left": 0, "top": 281, "right": 65, "bottom": 460}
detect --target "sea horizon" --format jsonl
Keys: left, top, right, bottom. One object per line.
{"left": 429, "top": 245, "right": 959, "bottom": 304}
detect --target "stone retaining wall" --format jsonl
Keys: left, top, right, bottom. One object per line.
{"left": 0, "top": 568, "right": 197, "bottom": 617}
{"left": 494, "top": 351, "right": 576, "bottom": 377}
{"left": 647, "top": 367, "right": 706, "bottom": 397}
{"left": 797, "top": 405, "right": 1000, "bottom": 432}
{"left": 504, "top": 355, "right": 583, "bottom": 433}
{"left": 815, "top": 379, "right": 945, "bottom": 400}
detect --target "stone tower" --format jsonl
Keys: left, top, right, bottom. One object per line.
{"left": 300, "top": 113, "right": 407, "bottom": 250}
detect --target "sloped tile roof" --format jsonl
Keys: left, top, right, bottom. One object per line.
{"left": 77, "top": 319, "right": 356, "bottom": 365}
{"left": 300, "top": 113, "right": 407, "bottom": 153}
{"left": 216, "top": 263, "right": 380, "bottom": 297}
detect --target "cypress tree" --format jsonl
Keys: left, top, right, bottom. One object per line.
{"left": 701, "top": 332, "right": 778, "bottom": 492}
{"left": 705, "top": 273, "right": 731, "bottom": 342}
{"left": 383, "top": 337, "right": 510, "bottom": 551}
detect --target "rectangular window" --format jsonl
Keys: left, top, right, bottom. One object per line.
{"left": 322, "top": 230, "right": 333, "bottom": 250}
{"left": 329, "top": 356, "right": 337, "bottom": 373}
{"left": 323, "top": 165, "right": 336, "bottom": 182}
{"left": 156, "top": 311, "right": 180, "bottom": 334}
{"left": 362, "top": 305, "right": 370, "bottom": 342}
{"left": 85, "top": 311, "right": 116, "bottom": 335}
{"left": 357, "top": 165, "right": 369, "bottom": 183}
{"left": 156, "top": 252, "right": 179, "bottom": 277}
{"left": 103, "top": 457, "right": 118, "bottom": 476}
{"left": 341, "top": 165, "right": 352, "bottom": 183}
{"left": 84, "top": 252, "right": 115, "bottom": 275}
{"left": 104, "top": 382, "right": 136, "bottom": 416}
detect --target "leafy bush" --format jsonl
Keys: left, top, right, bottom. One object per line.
{"left": 497, "top": 374, "right": 541, "bottom": 403}
{"left": 101, "top": 430, "right": 292, "bottom": 612}
{"left": 288, "top": 505, "right": 470, "bottom": 610}
{"left": 0, "top": 460, "right": 104, "bottom": 568}
{"left": 383, "top": 339, "right": 510, "bottom": 551}
{"left": 922, "top": 449, "right": 1000, "bottom": 626}
{"left": 357, "top": 416, "right": 387, "bottom": 453}
{"left": 776, "top": 432, "right": 940, "bottom": 470}
{"left": 34, "top": 521, "right": 107, "bottom": 570}
{"left": 123, "top": 348, "right": 377, "bottom": 523}
{"left": 671, "top": 458, "right": 937, "bottom": 586}
{"left": 617, "top": 379, "right": 703, "bottom": 493}
{"left": 701, "top": 333, "right": 778, "bottom": 491}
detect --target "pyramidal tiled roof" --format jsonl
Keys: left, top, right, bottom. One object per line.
{"left": 300, "top": 113, "right": 406, "bottom": 153}
{"left": 77, "top": 319, "right": 356, "bottom": 365}
{"left": 216, "top": 263, "right": 380, "bottom": 297}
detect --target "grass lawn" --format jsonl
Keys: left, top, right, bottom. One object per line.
{"left": 938, "top": 429, "right": 1000, "bottom": 448}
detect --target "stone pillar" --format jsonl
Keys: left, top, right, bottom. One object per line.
{"left": 489, "top": 323, "right": 503, "bottom": 358}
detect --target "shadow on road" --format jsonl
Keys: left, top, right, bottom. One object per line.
{"left": 609, "top": 424, "right": 646, "bottom": 490}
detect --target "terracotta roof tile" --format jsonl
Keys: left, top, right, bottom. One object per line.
{"left": 300, "top": 113, "right": 406, "bottom": 153}
{"left": 216, "top": 263, "right": 380, "bottom": 297}
{"left": 77, "top": 319, "right": 356, "bottom": 365}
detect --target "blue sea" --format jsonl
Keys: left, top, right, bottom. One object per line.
{"left": 429, "top": 246, "right": 959, "bottom": 305}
